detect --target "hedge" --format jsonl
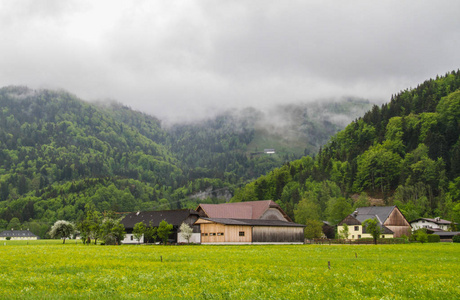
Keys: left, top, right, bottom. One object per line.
{"left": 427, "top": 234, "right": 440, "bottom": 243}
{"left": 453, "top": 235, "right": 460, "bottom": 243}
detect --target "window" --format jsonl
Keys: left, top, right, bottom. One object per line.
{"left": 201, "top": 233, "right": 208, "bottom": 236}
{"left": 381, "top": 235, "right": 385, "bottom": 238}
{"left": 354, "top": 226, "right": 359, "bottom": 231}
{"left": 358, "top": 235, "right": 361, "bottom": 239}
{"left": 217, "top": 232, "right": 224, "bottom": 236}
{"left": 130, "top": 235, "right": 133, "bottom": 240}
{"left": 239, "top": 231, "right": 245, "bottom": 237}
{"left": 209, "top": 233, "right": 216, "bottom": 236}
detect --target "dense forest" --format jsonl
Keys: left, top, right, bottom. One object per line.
{"left": 232, "top": 70, "right": 460, "bottom": 227}
{"left": 0, "top": 86, "right": 369, "bottom": 236}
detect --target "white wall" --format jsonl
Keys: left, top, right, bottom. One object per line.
{"left": 177, "top": 232, "right": 200, "bottom": 244}
{"left": 122, "top": 233, "right": 144, "bottom": 244}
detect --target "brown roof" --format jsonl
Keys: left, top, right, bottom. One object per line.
{"left": 195, "top": 218, "right": 306, "bottom": 227}
{"left": 197, "top": 200, "right": 292, "bottom": 221}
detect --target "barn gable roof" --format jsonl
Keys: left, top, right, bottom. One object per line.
{"left": 195, "top": 218, "right": 306, "bottom": 227}
{"left": 196, "top": 200, "right": 292, "bottom": 221}
{"left": 121, "top": 209, "right": 199, "bottom": 229}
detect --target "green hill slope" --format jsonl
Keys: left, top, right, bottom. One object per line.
{"left": 0, "top": 87, "right": 183, "bottom": 231}
{"left": 232, "top": 70, "right": 460, "bottom": 225}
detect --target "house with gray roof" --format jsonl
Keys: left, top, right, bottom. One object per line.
{"left": 338, "top": 206, "right": 411, "bottom": 240}
{"left": 0, "top": 230, "right": 39, "bottom": 240}
{"left": 120, "top": 209, "right": 200, "bottom": 244}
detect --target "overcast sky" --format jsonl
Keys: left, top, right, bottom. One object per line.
{"left": 1, "top": 1, "right": 459, "bottom": 123}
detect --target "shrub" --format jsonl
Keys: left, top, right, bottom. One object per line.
{"left": 5, "top": 237, "right": 10, "bottom": 240}
{"left": 427, "top": 234, "right": 440, "bottom": 243}
{"left": 453, "top": 234, "right": 460, "bottom": 243}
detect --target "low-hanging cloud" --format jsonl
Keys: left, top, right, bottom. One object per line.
{"left": 0, "top": 0, "right": 459, "bottom": 123}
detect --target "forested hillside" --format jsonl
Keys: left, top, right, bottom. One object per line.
{"left": 0, "top": 86, "right": 369, "bottom": 236}
{"left": 166, "top": 99, "right": 371, "bottom": 184}
{"left": 232, "top": 71, "right": 460, "bottom": 226}
{"left": 0, "top": 87, "right": 186, "bottom": 235}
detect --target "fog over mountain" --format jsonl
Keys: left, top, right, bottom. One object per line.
{"left": 1, "top": 1, "right": 459, "bottom": 122}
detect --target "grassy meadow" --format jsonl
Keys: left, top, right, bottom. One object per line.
{"left": 0, "top": 241, "right": 458, "bottom": 299}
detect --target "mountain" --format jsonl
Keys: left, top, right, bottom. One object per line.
{"left": 0, "top": 86, "right": 371, "bottom": 236}
{"left": 232, "top": 70, "right": 460, "bottom": 226}
{"left": 0, "top": 86, "right": 186, "bottom": 233}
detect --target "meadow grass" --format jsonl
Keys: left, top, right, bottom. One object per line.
{"left": 0, "top": 242, "right": 458, "bottom": 299}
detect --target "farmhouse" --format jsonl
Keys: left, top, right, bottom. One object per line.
{"left": 338, "top": 206, "right": 411, "bottom": 240}
{"left": 120, "top": 209, "right": 200, "bottom": 244}
{"left": 195, "top": 200, "right": 305, "bottom": 244}
{"left": 0, "top": 229, "right": 38, "bottom": 240}
{"left": 410, "top": 217, "right": 457, "bottom": 232}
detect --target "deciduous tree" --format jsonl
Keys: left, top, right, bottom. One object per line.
{"left": 363, "top": 218, "right": 381, "bottom": 245}
{"left": 49, "top": 220, "right": 74, "bottom": 244}
{"left": 179, "top": 222, "right": 193, "bottom": 243}
{"left": 133, "top": 222, "right": 146, "bottom": 244}
{"left": 157, "top": 220, "right": 173, "bottom": 245}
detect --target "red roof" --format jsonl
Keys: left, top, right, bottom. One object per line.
{"left": 197, "top": 200, "right": 291, "bottom": 221}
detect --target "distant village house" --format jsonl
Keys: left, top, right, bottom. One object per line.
{"left": 0, "top": 229, "right": 39, "bottom": 240}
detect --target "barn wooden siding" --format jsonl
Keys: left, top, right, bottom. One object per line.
{"left": 384, "top": 207, "right": 411, "bottom": 238}
{"left": 200, "top": 223, "right": 252, "bottom": 243}
{"left": 252, "top": 226, "right": 304, "bottom": 243}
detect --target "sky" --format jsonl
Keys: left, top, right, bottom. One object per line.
{"left": 1, "top": 0, "right": 459, "bottom": 123}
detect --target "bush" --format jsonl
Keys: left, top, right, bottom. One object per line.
{"left": 427, "top": 234, "right": 440, "bottom": 243}
{"left": 453, "top": 235, "right": 460, "bottom": 243}
{"left": 6, "top": 237, "right": 11, "bottom": 240}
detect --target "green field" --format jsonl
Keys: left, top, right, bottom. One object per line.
{"left": 0, "top": 242, "right": 458, "bottom": 299}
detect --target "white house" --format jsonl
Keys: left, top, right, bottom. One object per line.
{"left": 410, "top": 217, "right": 456, "bottom": 232}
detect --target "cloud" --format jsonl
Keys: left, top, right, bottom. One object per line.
{"left": 0, "top": 0, "right": 459, "bottom": 123}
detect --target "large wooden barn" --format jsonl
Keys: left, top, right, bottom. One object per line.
{"left": 194, "top": 200, "right": 305, "bottom": 244}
